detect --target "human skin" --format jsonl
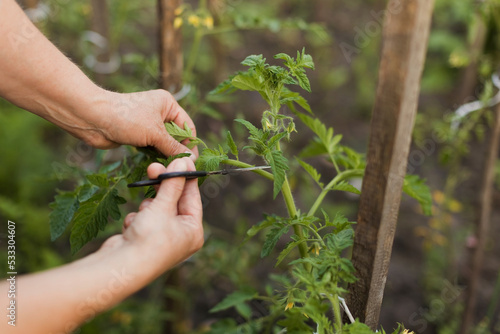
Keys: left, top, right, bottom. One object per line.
{"left": 0, "top": 158, "right": 204, "bottom": 334}
{"left": 0, "top": 0, "right": 198, "bottom": 159}
{"left": 0, "top": 0, "right": 204, "bottom": 332}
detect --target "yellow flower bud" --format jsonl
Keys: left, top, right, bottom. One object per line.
{"left": 204, "top": 16, "right": 214, "bottom": 29}
{"left": 285, "top": 302, "right": 294, "bottom": 311}
{"left": 174, "top": 17, "right": 183, "bottom": 29}
{"left": 188, "top": 15, "right": 200, "bottom": 27}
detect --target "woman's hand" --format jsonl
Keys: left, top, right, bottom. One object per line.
{"left": 75, "top": 89, "right": 199, "bottom": 160}
{"left": 101, "top": 157, "right": 204, "bottom": 276}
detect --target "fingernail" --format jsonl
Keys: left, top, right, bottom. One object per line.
{"left": 185, "top": 150, "right": 196, "bottom": 162}
{"left": 171, "top": 157, "right": 188, "bottom": 171}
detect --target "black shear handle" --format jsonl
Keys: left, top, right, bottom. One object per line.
{"left": 127, "top": 171, "right": 208, "bottom": 188}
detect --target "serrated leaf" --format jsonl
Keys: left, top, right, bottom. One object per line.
{"left": 274, "top": 53, "right": 293, "bottom": 63}
{"left": 296, "top": 158, "right": 323, "bottom": 188}
{"left": 235, "top": 119, "right": 261, "bottom": 138}
{"left": 330, "top": 181, "right": 360, "bottom": 195}
{"left": 226, "top": 131, "right": 239, "bottom": 158}
{"left": 326, "top": 229, "right": 354, "bottom": 252}
{"left": 70, "top": 188, "right": 126, "bottom": 254}
{"left": 165, "top": 122, "right": 204, "bottom": 148}
{"left": 49, "top": 192, "right": 79, "bottom": 241}
{"left": 275, "top": 239, "right": 302, "bottom": 267}
{"left": 210, "top": 288, "right": 257, "bottom": 313}
{"left": 86, "top": 174, "right": 109, "bottom": 187}
{"left": 77, "top": 183, "right": 99, "bottom": 202}
{"left": 292, "top": 69, "right": 311, "bottom": 92}
{"left": 196, "top": 148, "right": 228, "bottom": 172}
{"left": 265, "top": 150, "right": 289, "bottom": 199}
{"left": 267, "top": 132, "right": 288, "bottom": 149}
{"left": 157, "top": 152, "right": 192, "bottom": 167}
{"left": 231, "top": 72, "right": 263, "bottom": 92}
{"left": 241, "top": 54, "right": 265, "bottom": 68}
{"left": 261, "top": 224, "right": 290, "bottom": 258}
{"left": 403, "top": 174, "right": 432, "bottom": 215}
{"left": 245, "top": 215, "right": 277, "bottom": 241}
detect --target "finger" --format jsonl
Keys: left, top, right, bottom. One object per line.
{"left": 139, "top": 198, "right": 154, "bottom": 211}
{"left": 146, "top": 158, "right": 190, "bottom": 215}
{"left": 177, "top": 177, "right": 202, "bottom": 222}
{"left": 151, "top": 132, "right": 196, "bottom": 162}
{"left": 123, "top": 212, "right": 137, "bottom": 231}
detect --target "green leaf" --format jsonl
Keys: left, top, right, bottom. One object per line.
{"left": 267, "top": 132, "right": 288, "bottom": 149}
{"left": 86, "top": 174, "right": 109, "bottom": 187}
{"left": 49, "top": 192, "right": 79, "bottom": 241}
{"left": 261, "top": 224, "right": 290, "bottom": 258}
{"left": 292, "top": 69, "right": 311, "bottom": 92}
{"left": 234, "top": 119, "right": 261, "bottom": 139}
{"left": 326, "top": 229, "right": 354, "bottom": 252}
{"left": 403, "top": 174, "right": 432, "bottom": 215}
{"left": 265, "top": 150, "right": 289, "bottom": 199}
{"left": 70, "top": 188, "right": 126, "bottom": 254}
{"left": 343, "top": 321, "right": 378, "bottom": 334}
{"left": 231, "top": 72, "right": 263, "bottom": 92}
{"left": 241, "top": 54, "right": 265, "bottom": 68}
{"left": 296, "top": 158, "right": 323, "bottom": 188}
{"left": 165, "top": 122, "right": 204, "bottom": 149}
{"left": 226, "top": 131, "right": 239, "bottom": 158}
{"left": 275, "top": 239, "right": 303, "bottom": 267}
{"left": 157, "top": 152, "right": 192, "bottom": 167}
{"left": 196, "top": 147, "right": 228, "bottom": 172}
{"left": 329, "top": 181, "right": 361, "bottom": 195}
{"left": 245, "top": 214, "right": 277, "bottom": 240}
{"left": 210, "top": 288, "right": 257, "bottom": 313}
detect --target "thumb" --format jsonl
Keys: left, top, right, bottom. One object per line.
{"left": 148, "top": 158, "right": 191, "bottom": 215}
{"left": 153, "top": 131, "right": 196, "bottom": 161}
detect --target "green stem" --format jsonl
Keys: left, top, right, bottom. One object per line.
{"left": 308, "top": 169, "right": 364, "bottom": 217}
{"left": 329, "top": 293, "right": 343, "bottom": 332}
{"left": 184, "top": 29, "right": 204, "bottom": 83}
{"left": 222, "top": 158, "right": 309, "bottom": 260}
{"left": 221, "top": 159, "right": 274, "bottom": 181}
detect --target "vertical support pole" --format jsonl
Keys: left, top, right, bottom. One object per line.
{"left": 90, "top": 0, "right": 111, "bottom": 85}
{"left": 347, "top": 0, "right": 435, "bottom": 328}
{"left": 460, "top": 106, "right": 500, "bottom": 334}
{"left": 158, "top": 0, "right": 183, "bottom": 92}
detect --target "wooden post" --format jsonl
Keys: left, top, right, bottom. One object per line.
{"left": 347, "top": 0, "right": 435, "bottom": 328}
{"left": 460, "top": 106, "right": 500, "bottom": 334}
{"left": 158, "top": 0, "right": 183, "bottom": 92}
{"left": 90, "top": 0, "right": 111, "bottom": 85}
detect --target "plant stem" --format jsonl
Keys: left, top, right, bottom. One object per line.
{"left": 308, "top": 169, "right": 364, "bottom": 217}
{"left": 222, "top": 158, "right": 309, "bottom": 259}
{"left": 330, "top": 293, "right": 343, "bottom": 333}
{"left": 184, "top": 29, "right": 204, "bottom": 83}
{"left": 221, "top": 159, "right": 274, "bottom": 181}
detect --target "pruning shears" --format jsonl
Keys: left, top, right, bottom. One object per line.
{"left": 127, "top": 166, "right": 271, "bottom": 188}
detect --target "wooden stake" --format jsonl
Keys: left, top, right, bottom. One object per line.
{"left": 158, "top": 0, "right": 183, "bottom": 92}
{"left": 347, "top": 0, "right": 435, "bottom": 328}
{"left": 460, "top": 106, "right": 500, "bottom": 334}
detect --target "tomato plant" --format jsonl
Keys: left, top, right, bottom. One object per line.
{"left": 49, "top": 50, "right": 430, "bottom": 333}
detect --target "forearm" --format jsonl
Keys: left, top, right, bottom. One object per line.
{"left": 0, "top": 239, "right": 157, "bottom": 334}
{"left": 0, "top": 0, "right": 108, "bottom": 142}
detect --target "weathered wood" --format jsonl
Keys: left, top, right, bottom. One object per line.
{"left": 90, "top": 0, "right": 111, "bottom": 85}
{"left": 460, "top": 106, "right": 500, "bottom": 334}
{"left": 347, "top": 0, "right": 435, "bottom": 328}
{"left": 158, "top": 0, "right": 183, "bottom": 92}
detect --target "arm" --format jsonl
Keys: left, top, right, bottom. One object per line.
{"left": 0, "top": 0, "right": 197, "bottom": 158}
{"left": 0, "top": 158, "right": 203, "bottom": 334}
